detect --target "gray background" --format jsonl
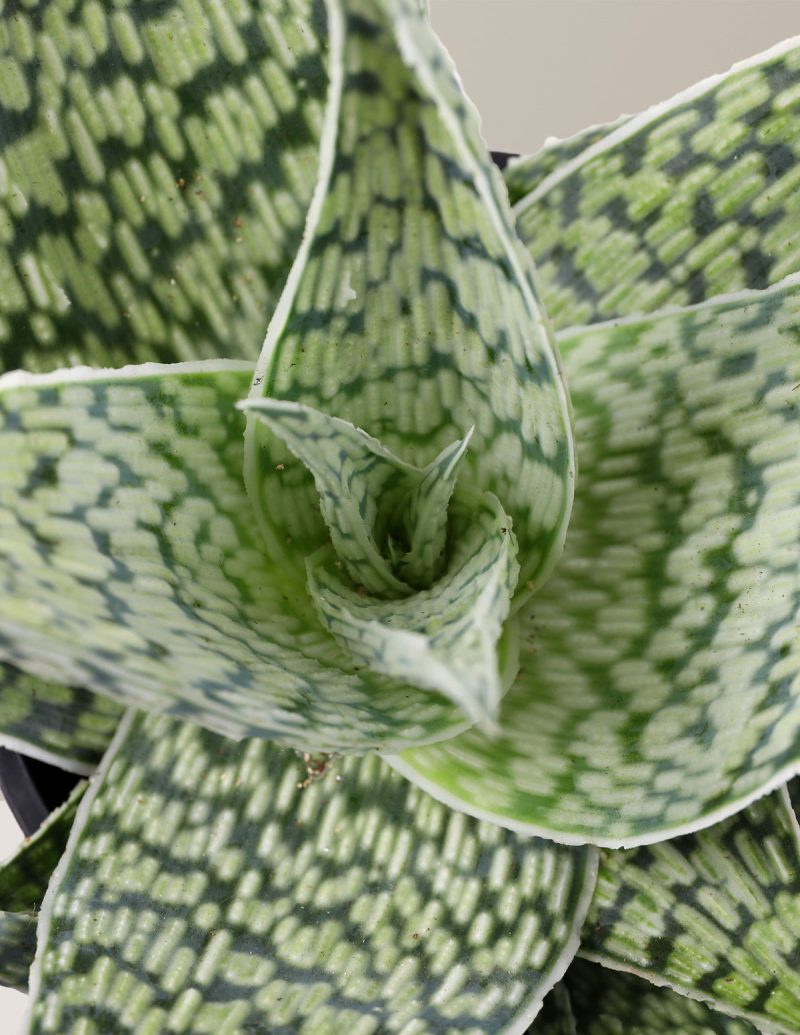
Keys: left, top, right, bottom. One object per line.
{"left": 430, "top": 1, "right": 799, "bottom": 153}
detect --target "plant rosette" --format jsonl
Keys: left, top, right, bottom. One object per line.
{"left": 0, "top": 2, "right": 799, "bottom": 1033}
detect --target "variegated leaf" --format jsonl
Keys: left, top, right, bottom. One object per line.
{"left": 0, "top": 782, "right": 84, "bottom": 991}
{"left": 0, "top": 664, "right": 121, "bottom": 775}
{"left": 565, "top": 958, "right": 760, "bottom": 1035}
{"left": 28, "top": 710, "right": 597, "bottom": 1034}
{"left": 0, "top": 0, "right": 327, "bottom": 374}
{"left": 392, "top": 275, "right": 800, "bottom": 845}
{"left": 0, "top": 911, "right": 37, "bottom": 993}
{"left": 244, "top": 0, "right": 575, "bottom": 596}
{"left": 305, "top": 492, "right": 518, "bottom": 732}
{"left": 244, "top": 398, "right": 517, "bottom": 729}
{"left": 525, "top": 982, "right": 576, "bottom": 1035}
{"left": 241, "top": 398, "right": 472, "bottom": 598}
{"left": 0, "top": 362, "right": 473, "bottom": 752}
{"left": 513, "top": 38, "right": 800, "bottom": 329}
{"left": 503, "top": 118, "right": 625, "bottom": 207}
{"left": 582, "top": 788, "right": 800, "bottom": 1034}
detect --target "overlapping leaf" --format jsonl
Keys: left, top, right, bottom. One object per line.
{"left": 0, "top": 782, "right": 84, "bottom": 991}
{"left": 243, "top": 0, "right": 574, "bottom": 594}
{"left": 27, "top": 710, "right": 597, "bottom": 1034}
{"left": 503, "top": 118, "right": 625, "bottom": 207}
{"left": 564, "top": 959, "right": 760, "bottom": 1035}
{"left": 525, "top": 982, "right": 576, "bottom": 1035}
{"left": 242, "top": 398, "right": 473, "bottom": 597}
{"left": 0, "top": 362, "right": 472, "bottom": 752}
{"left": 0, "top": 665, "right": 121, "bottom": 775}
{"left": 582, "top": 788, "right": 800, "bottom": 1033}
{"left": 245, "top": 399, "right": 518, "bottom": 729}
{"left": 393, "top": 275, "right": 800, "bottom": 845}
{"left": 0, "top": 0, "right": 327, "bottom": 374}
{"left": 512, "top": 38, "right": 800, "bottom": 329}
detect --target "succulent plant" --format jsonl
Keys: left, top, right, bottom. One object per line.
{"left": 0, "top": 1, "right": 799, "bottom": 1032}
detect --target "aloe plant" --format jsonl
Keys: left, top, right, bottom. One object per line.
{"left": 0, "top": 1, "right": 799, "bottom": 1031}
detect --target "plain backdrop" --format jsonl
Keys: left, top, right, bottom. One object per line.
{"left": 430, "top": 0, "right": 800, "bottom": 152}
{"left": 2, "top": 2, "right": 798, "bottom": 1029}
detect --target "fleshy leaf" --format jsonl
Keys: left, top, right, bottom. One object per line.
{"left": 582, "top": 788, "right": 800, "bottom": 1034}
{"left": 0, "top": 0, "right": 327, "bottom": 373}
{"left": 0, "top": 782, "right": 84, "bottom": 991}
{"left": 394, "top": 431, "right": 473, "bottom": 588}
{"left": 0, "top": 362, "right": 469, "bottom": 752}
{"left": 565, "top": 958, "right": 760, "bottom": 1035}
{"left": 28, "top": 710, "right": 597, "bottom": 1034}
{"left": 0, "top": 912, "right": 37, "bottom": 993}
{"left": 244, "top": 0, "right": 574, "bottom": 595}
{"left": 0, "top": 664, "right": 121, "bottom": 775}
{"left": 392, "top": 275, "right": 800, "bottom": 845}
{"left": 240, "top": 398, "right": 471, "bottom": 597}
{"left": 513, "top": 38, "right": 800, "bottom": 329}
{"left": 503, "top": 118, "right": 626, "bottom": 207}
{"left": 525, "top": 982, "right": 576, "bottom": 1035}
{"left": 307, "top": 491, "right": 519, "bottom": 731}
{"left": 243, "top": 398, "right": 514, "bottom": 729}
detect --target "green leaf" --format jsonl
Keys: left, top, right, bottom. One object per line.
{"left": 503, "top": 118, "right": 626, "bottom": 207}
{"left": 0, "top": 663, "right": 121, "bottom": 775}
{"left": 243, "top": 0, "right": 575, "bottom": 596}
{"left": 582, "top": 788, "right": 800, "bottom": 1034}
{"left": 28, "top": 710, "right": 597, "bottom": 1033}
{"left": 0, "top": 0, "right": 327, "bottom": 373}
{"left": 564, "top": 958, "right": 760, "bottom": 1035}
{"left": 0, "top": 361, "right": 471, "bottom": 752}
{"left": 0, "top": 782, "right": 84, "bottom": 991}
{"left": 241, "top": 398, "right": 473, "bottom": 597}
{"left": 306, "top": 491, "right": 518, "bottom": 732}
{"left": 0, "top": 782, "right": 84, "bottom": 914}
{"left": 392, "top": 274, "right": 800, "bottom": 845}
{"left": 513, "top": 39, "right": 800, "bottom": 329}
{"left": 0, "top": 911, "right": 37, "bottom": 993}
{"left": 244, "top": 398, "right": 517, "bottom": 729}
{"left": 525, "top": 982, "right": 576, "bottom": 1035}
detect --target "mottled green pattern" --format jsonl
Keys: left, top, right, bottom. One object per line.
{"left": 0, "top": 911, "right": 37, "bottom": 992}
{"left": 0, "top": 782, "right": 84, "bottom": 992}
{"left": 0, "top": 664, "right": 120, "bottom": 774}
{"left": 0, "top": 0, "right": 327, "bottom": 373}
{"left": 0, "top": 362, "right": 475, "bottom": 752}
{"left": 565, "top": 959, "right": 760, "bottom": 1035}
{"left": 503, "top": 119, "right": 625, "bottom": 207}
{"left": 393, "top": 276, "right": 800, "bottom": 844}
{"left": 307, "top": 491, "right": 518, "bottom": 730}
{"left": 246, "top": 0, "right": 574, "bottom": 594}
{"left": 514, "top": 41, "right": 800, "bottom": 329}
{"left": 525, "top": 982, "right": 576, "bottom": 1035}
{"left": 582, "top": 789, "right": 800, "bottom": 1033}
{"left": 29, "top": 710, "right": 596, "bottom": 1034}
{"left": 243, "top": 398, "right": 471, "bottom": 597}
{"left": 0, "top": 782, "right": 84, "bottom": 913}
{"left": 245, "top": 399, "right": 518, "bottom": 728}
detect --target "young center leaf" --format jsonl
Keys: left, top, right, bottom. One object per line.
{"left": 243, "top": 398, "right": 518, "bottom": 730}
